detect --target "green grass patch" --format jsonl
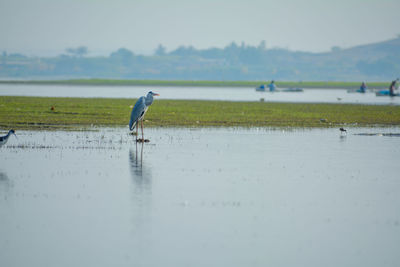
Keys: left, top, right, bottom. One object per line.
{"left": 1, "top": 96, "right": 399, "bottom": 130}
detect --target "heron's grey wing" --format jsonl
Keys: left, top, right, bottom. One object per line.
{"left": 129, "top": 97, "right": 146, "bottom": 130}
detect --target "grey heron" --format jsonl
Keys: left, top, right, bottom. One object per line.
{"left": 129, "top": 91, "right": 159, "bottom": 142}
{"left": 0, "top": 129, "right": 17, "bottom": 147}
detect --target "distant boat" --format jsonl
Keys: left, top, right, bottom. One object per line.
{"left": 280, "top": 88, "right": 303, "bottom": 92}
{"left": 375, "top": 90, "right": 400, "bottom": 96}
{"left": 255, "top": 85, "right": 303, "bottom": 92}
{"left": 347, "top": 89, "right": 367, "bottom": 93}
{"left": 255, "top": 84, "right": 266, "bottom": 91}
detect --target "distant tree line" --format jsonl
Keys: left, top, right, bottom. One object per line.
{"left": 1, "top": 38, "right": 400, "bottom": 81}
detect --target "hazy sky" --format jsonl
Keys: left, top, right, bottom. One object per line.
{"left": 1, "top": 0, "right": 399, "bottom": 56}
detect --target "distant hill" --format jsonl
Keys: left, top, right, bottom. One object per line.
{"left": 335, "top": 37, "right": 400, "bottom": 61}
{"left": 1, "top": 37, "right": 399, "bottom": 81}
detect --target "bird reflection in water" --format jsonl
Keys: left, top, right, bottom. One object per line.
{"left": 128, "top": 143, "right": 153, "bottom": 266}
{"left": 129, "top": 142, "right": 152, "bottom": 197}
{"left": 0, "top": 171, "right": 12, "bottom": 194}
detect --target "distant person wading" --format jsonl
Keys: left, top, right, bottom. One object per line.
{"left": 389, "top": 79, "right": 399, "bottom": 96}
{"left": 359, "top": 81, "right": 367, "bottom": 93}
{"left": 268, "top": 80, "right": 276, "bottom": 92}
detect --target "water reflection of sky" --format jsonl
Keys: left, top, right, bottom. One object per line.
{"left": 1, "top": 84, "right": 400, "bottom": 105}
{"left": 0, "top": 127, "right": 400, "bottom": 267}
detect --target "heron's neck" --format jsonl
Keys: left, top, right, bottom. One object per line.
{"left": 145, "top": 94, "right": 154, "bottom": 106}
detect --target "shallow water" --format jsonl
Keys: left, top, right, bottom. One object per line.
{"left": 1, "top": 84, "right": 399, "bottom": 105}
{"left": 1, "top": 127, "right": 400, "bottom": 267}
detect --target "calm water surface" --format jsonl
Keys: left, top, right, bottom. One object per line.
{"left": 1, "top": 84, "right": 399, "bottom": 105}
{"left": 1, "top": 127, "right": 400, "bottom": 267}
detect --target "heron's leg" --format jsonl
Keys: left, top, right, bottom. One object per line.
{"left": 135, "top": 124, "right": 138, "bottom": 141}
{"left": 141, "top": 120, "right": 144, "bottom": 141}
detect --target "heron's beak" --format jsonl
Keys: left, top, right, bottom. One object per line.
{"left": 153, "top": 93, "right": 160, "bottom": 96}
{"left": 13, "top": 133, "right": 18, "bottom": 139}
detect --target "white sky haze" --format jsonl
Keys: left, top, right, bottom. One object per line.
{"left": 0, "top": 0, "right": 399, "bottom": 56}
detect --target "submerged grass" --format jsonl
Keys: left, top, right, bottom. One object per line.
{"left": 1, "top": 96, "right": 400, "bottom": 130}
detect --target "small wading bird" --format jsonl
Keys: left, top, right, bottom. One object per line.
{"left": 129, "top": 91, "right": 159, "bottom": 142}
{"left": 0, "top": 129, "right": 17, "bottom": 147}
{"left": 340, "top": 127, "right": 347, "bottom": 134}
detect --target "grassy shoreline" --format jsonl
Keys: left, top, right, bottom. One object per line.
{"left": 1, "top": 96, "right": 399, "bottom": 130}
{"left": 0, "top": 79, "right": 391, "bottom": 89}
